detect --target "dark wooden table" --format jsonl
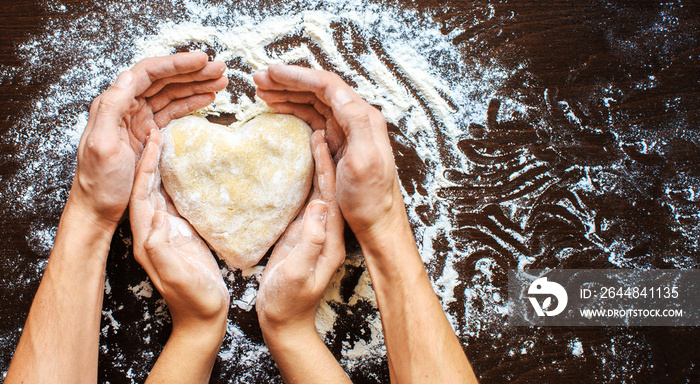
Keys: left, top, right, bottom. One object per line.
{"left": 2, "top": 0, "right": 699, "bottom": 383}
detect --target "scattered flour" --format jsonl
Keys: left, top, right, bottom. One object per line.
{"left": 570, "top": 338, "right": 584, "bottom": 357}
{"left": 129, "top": 281, "right": 154, "bottom": 299}
{"left": 5, "top": 0, "right": 694, "bottom": 382}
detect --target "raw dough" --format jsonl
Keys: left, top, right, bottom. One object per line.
{"left": 159, "top": 114, "right": 313, "bottom": 269}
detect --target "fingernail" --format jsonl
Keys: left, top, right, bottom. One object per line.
{"left": 113, "top": 71, "right": 133, "bottom": 89}
{"left": 148, "top": 128, "right": 161, "bottom": 143}
{"left": 332, "top": 88, "right": 353, "bottom": 108}
{"left": 153, "top": 211, "right": 166, "bottom": 229}
{"left": 215, "top": 61, "right": 226, "bottom": 74}
{"left": 146, "top": 141, "right": 160, "bottom": 156}
{"left": 309, "top": 201, "right": 327, "bottom": 223}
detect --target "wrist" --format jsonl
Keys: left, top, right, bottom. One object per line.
{"left": 170, "top": 320, "right": 227, "bottom": 353}
{"left": 260, "top": 322, "right": 321, "bottom": 354}
{"left": 353, "top": 205, "right": 429, "bottom": 289}
{"left": 64, "top": 191, "right": 120, "bottom": 236}
{"left": 50, "top": 197, "right": 116, "bottom": 270}
{"left": 351, "top": 186, "right": 411, "bottom": 246}
{"left": 258, "top": 312, "right": 316, "bottom": 338}
{"left": 354, "top": 201, "right": 413, "bottom": 254}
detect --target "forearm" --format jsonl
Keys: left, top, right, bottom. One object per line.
{"left": 146, "top": 325, "right": 224, "bottom": 384}
{"left": 358, "top": 205, "right": 477, "bottom": 384}
{"left": 262, "top": 326, "right": 351, "bottom": 384}
{"left": 6, "top": 199, "right": 113, "bottom": 383}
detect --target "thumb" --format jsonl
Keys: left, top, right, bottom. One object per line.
{"left": 289, "top": 201, "right": 328, "bottom": 272}
{"left": 144, "top": 210, "right": 170, "bottom": 255}
{"left": 136, "top": 210, "right": 171, "bottom": 291}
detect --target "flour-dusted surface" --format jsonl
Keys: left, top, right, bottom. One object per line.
{"left": 1, "top": 0, "right": 700, "bottom": 383}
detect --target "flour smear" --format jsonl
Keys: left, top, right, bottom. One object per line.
{"left": 2, "top": 0, "right": 669, "bottom": 382}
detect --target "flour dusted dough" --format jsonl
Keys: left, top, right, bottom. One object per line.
{"left": 159, "top": 114, "right": 313, "bottom": 269}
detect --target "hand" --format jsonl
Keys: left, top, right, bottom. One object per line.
{"left": 254, "top": 65, "right": 405, "bottom": 244}
{"left": 70, "top": 52, "right": 228, "bottom": 234}
{"left": 130, "top": 131, "right": 230, "bottom": 338}
{"left": 256, "top": 131, "right": 345, "bottom": 333}
{"left": 255, "top": 66, "right": 477, "bottom": 384}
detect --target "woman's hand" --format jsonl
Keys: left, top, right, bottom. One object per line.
{"left": 257, "top": 130, "right": 345, "bottom": 332}
{"left": 130, "top": 131, "right": 230, "bottom": 336}
{"left": 130, "top": 132, "right": 230, "bottom": 384}
{"left": 255, "top": 131, "right": 350, "bottom": 384}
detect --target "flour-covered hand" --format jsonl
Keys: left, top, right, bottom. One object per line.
{"left": 70, "top": 52, "right": 228, "bottom": 234}
{"left": 255, "top": 131, "right": 350, "bottom": 384}
{"left": 256, "top": 130, "right": 345, "bottom": 333}
{"left": 130, "top": 132, "right": 229, "bottom": 383}
{"left": 130, "top": 131, "right": 229, "bottom": 335}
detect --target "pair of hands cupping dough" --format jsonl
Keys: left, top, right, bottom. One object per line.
{"left": 157, "top": 113, "right": 316, "bottom": 269}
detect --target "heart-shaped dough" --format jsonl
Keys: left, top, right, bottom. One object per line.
{"left": 159, "top": 114, "right": 313, "bottom": 269}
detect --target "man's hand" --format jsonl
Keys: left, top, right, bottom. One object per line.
{"left": 255, "top": 66, "right": 478, "bottom": 383}
{"left": 70, "top": 52, "right": 228, "bottom": 234}
{"left": 254, "top": 66, "right": 404, "bottom": 244}
{"left": 256, "top": 131, "right": 350, "bottom": 384}
{"left": 130, "top": 131, "right": 229, "bottom": 384}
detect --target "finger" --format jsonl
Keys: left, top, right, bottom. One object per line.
{"left": 142, "top": 60, "right": 228, "bottom": 98}
{"left": 288, "top": 201, "right": 327, "bottom": 272}
{"left": 301, "top": 132, "right": 326, "bottom": 212}
{"left": 322, "top": 115, "right": 347, "bottom": 156}
{"left": 264, "top": 102, "right": 327, "bottom": 131}
{"left": 153, "top": 93, "right": 216, "bottom": 128}
{"left": 127, "top": 98, "right": 161, "bottom": 145}
{"left": 264, "top": 65, "right": 377, "bottom": 150}
{"left": 147, "top": 127, "right": 163, "bottom": 147}
{"left": 129, "top": 52, "right": 209, "bottom": 96}
{"left": 255, "top": 71, "right": 339, "bottom": 122}
{"left": 256, "top": 88, "right": 337, "bottom": 129}
{"left": 147, "top": 76, "right": 229, "bottom": 113}
{"left": 131, "top": 137, "right": 161, "bottom": 202}
{"left": 253, "top": 70, "right": 286, "bottom": 90}
{"left": 314, "top": 218, "right": 345, "bottom": 284}
{"left": 263, "top": 65, "right": 351, "bottom": 107}
{"left": 311, "top": 130, "right": 337, "bottom": 202}
{"left": 267, "top": 218, "right": 303, "bottom": 275}
{"left": 85, "top": 71, "right": 137, "bottom": 155}
{"left": 256, "top": 89, "right": 324, "bottom": 112}
{"left": 140, "top": 210, "right": 174, "bottom": 290}
{"left": 130, "top": 138, "right": 161, "bottom": 265}
{"left": 79, "top": 93, "right": 105, "bottom": 149}
{"left": 160, "top": 185, "right": 180, "bottom": 216}
{"left": 310, "top": 134, "right": 346, "bottom": 279}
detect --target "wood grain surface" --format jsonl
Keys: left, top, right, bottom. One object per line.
{"left": 1, "top": 0, "right": 700, "bottom": 383}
